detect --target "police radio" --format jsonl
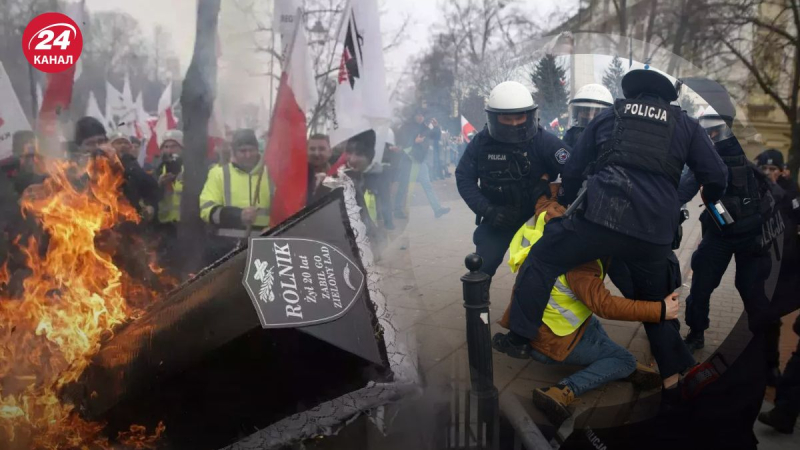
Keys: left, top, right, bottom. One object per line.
{"left": 705, "top": 200, "right": 735, "bottom": 229}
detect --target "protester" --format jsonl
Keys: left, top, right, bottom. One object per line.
{"left": 409, "top": 128, "right": 450, "bottom": 219}
{"left": 759, "top": 314, "right": 800, "bottom": 433}
{"left": 199, "top": 129, "right": 271, "bottom": 265}
{"left": 307, "top": 133, "right": 333, "bottom": 201}
{"left": 392, "top": 112, "right": 427, "bottom": 218}
{"left": 109, "top": 131, "right": 158, "bottom": 222}
{"left": 8, "top": 130, "right": 46, "bottom": 195}
{"left": 495, "top": 183, "right": 677, "bottom": 424}
{"left": 72, "top": 116, "right": 109, "bottom": 164}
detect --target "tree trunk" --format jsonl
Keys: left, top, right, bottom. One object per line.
{"left": 790, "top": 118, "right": 800, "bottom": 183}
{"left": 178, "top": 0, "right": 221, "bottom": 274}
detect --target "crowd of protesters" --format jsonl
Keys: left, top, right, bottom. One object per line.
{"left": 0, "top": 109, "right": 460, "bottom": 290}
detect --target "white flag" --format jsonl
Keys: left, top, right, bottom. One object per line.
{"left": 105, "top": 81, "right": 125, "bottom": 131}
{"left": 330, "top": 0, "right": 390, "bottom": 146}
{"left": 285, "top": 7, "right": 318, "bottom": 115}
{"left": 35, "top": 83, "right": 43, "bottom": 115}
{"left": 273, "top": 0, "right": 300, "bottom": 57}
{"left": 85, "top": 91, "right": 106, "bottom": 124}
{"left": 0, "top": 61, "right": 32, "bottom": 160}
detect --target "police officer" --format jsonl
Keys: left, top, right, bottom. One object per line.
{"left": 562, "top": 84, "right": 614, "bottom": 148}
{"left": 497, "top": 70, "right": 727, "bottom": 394}
{"left": 680, "top": 98, "right": 775, "bottom": 354}
{"left": 455, "top": 81, "right": 570, "bottom": 277}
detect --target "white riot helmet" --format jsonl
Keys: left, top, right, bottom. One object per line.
{"left": 485, "top": 81, "right": 539, "bottom": 144}
{"left": 698, "top": 105, "right": 734, "bottom": 143}
{"left": 568, "top": 84, "right": 613, "bottom": 129}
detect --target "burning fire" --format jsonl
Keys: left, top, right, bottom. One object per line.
{"left": 0, "top": 152, "right": 173, "bottom": 448}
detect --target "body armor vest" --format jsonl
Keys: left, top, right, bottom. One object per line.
{"left": 477, "top": 142, "right": 546, "bottom": 207}
{"left": 593, "top": 98, "right": 683, "bottom": 187}
{"left": 717, "top": 154, "right": 763, "bottom": 234}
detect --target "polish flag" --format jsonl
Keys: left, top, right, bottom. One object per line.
{"left": 461, "top": 116, "right": 476, "bottom": 142}
{"left": 264, "top": 4, "right": 318, "bottom": 226}
{"left": 144, "top": 82, "right": 177, "bottom": 164}
{"left": 549, "top": 117, "right": 559, "bottom": 130}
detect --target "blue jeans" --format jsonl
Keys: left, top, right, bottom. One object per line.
{"left": 529, "top": 316, "right": 636, "bottom": 396}
{"left": 416, "top": 162, "right": 442, "bottom": 213}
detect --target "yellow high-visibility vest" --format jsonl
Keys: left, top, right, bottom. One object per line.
{"left": 508, "top": 211, "right": 600, "bottom": 336}
{"left": 158, "top": 166, "right": 183, "bottom": 224}
{"left": 199, "top": 163, "right": 271, "bottom": 238}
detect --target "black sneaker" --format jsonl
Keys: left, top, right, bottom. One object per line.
{"left": 491, "top": 332, "right": 531, "bottom": 359}
{"left": 393, "top": 210, "right": 407, "bottom": 219}
{"left": 684, "top": 329, "right": 704, "bottom": 352}
{"left": 758, "top": 407, "right": 797, "bottom": 434}
{"left": 434, "top": 207, "right": 450, "bottom": 218}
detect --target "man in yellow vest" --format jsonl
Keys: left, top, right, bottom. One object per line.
{"left": 494, "top": 183, "right": 681, "bottom": 425}
{"left": 200, "top": 129, "right": 271, "bottom": 264}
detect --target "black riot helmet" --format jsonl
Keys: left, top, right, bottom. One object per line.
{"left": 681, "top": 77, "right": 737, "bottom": 143}
{"left": 621, "top": 69, "right": 679, "bottom": 101}
{"left": 485, "top": 81, "right": 539, "bottom": 144}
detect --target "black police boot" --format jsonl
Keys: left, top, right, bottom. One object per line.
{"left": 758, "top": 407, "right": 798, "bottom": 434}
{"left": 393, "top": 210, "right": 407, "bottom": 220}
{"left": 684, "top": 329, "right": 705, "bottom": 352}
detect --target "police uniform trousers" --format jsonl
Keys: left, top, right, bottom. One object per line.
{"left": 510, "top": 214, "right": 696, "bottom": 378}
{"left": 473, "top": 205, "right": 537, "bottom": 277}
{"left": 684, "top": 231, "right": 771, "bottom": 334}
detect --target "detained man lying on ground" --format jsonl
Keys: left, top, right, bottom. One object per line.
{"left": 492, "top": 183, "right": 680, "bottom": 425}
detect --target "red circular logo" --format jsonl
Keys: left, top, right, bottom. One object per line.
{"left": 22, "top": 12, "right": 83, "bottom": 73}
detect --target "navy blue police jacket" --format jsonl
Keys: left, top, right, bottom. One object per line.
{"left": 456, "top": 126, "right": 570, "bottom": 219}
{"left": 561, "top": 106, "right": 728, "bottom": 245}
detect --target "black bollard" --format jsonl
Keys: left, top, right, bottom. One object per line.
{"left": 462, "top": 253, "right": 499, "bottom": 448}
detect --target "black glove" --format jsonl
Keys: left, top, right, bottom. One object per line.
{"left": 485, "top": 206, "right": 519, "bottom": 231}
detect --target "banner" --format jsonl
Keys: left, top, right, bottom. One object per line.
{"left": 329, "top": 0, "right": 390, "bottom": 147}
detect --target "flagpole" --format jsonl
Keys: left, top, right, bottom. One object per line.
{"left": 246, "top": 6, "right": 304, "bottom": 242}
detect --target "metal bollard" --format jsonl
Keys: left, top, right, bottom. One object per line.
{"left": 462, "top": 253, "right": 499, "bottom": 448}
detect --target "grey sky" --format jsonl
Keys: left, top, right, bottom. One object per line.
{"left": 83, "top": 0, "right": 575, "bottom": 82}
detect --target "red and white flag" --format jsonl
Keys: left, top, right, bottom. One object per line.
{"left": 264, "top": 5, "right": 318, "bottom": 226}
{"left": 461, "top": 116, "right": 476, "bottom": 142}
{"left": 549, "top": 117, "right": 559, "bottom": 130}
{"left": 0, "top": 61, "right": 32, "bottom": 160}
{"left": 38, "top": 2, "right": 83, "bottom": 141}
{"left": 144, "top": 82, "right": 177, "bottom": 164}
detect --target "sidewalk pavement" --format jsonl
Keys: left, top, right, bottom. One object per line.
{"left": 376, "top": 172, "right": 798, "bottom": 446}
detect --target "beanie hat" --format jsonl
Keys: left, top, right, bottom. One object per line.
{"left": 755, "top": 149, "right": 785, "bottom": 168}
{"left": 108, "top": 131, "right": 131, "bottom": 145}
{"left": 232, "top": 129, "right": 259, "bottom": 149}
{"left": 160, "top": 129, "right": 184, "bottom": 149}
{"left": 12, "top": 130, "right": 35, "bottom": 157}
{"left": 74, "top": 116, "right": 107, "bottom": 146}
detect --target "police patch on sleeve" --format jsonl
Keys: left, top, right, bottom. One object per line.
{"left": 555, "top": 148, "right": 570, "bottom": 164}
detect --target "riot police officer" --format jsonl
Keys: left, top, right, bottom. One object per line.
{"left": 455, "top": 81, "right": 570, "bottom": 277}
{"left": 497, "top": 69, "right": 728, "bottom": 392}
{"left": 679, "top": 94, "right": 777, "bottom": 354}
{"left": 562, "top": 84, "right": 614, "bottom": 148}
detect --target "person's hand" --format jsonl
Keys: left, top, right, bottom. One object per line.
{"left": 388, "top": 145, "right": 400, "bottom": 153}
{"left": 414, "top": 134, "right": 426, "bottom": 144}
{"left": 241, "top": 207, "right": 259, "bottom": 225}
{"left": 141, "top": 205, "right": 155, "bottom": 222}
{"left": 159, "top": 173, "right": 177, "bottom": 187}
{"left": 486, "top": 206, "right": 519, "bottom": 231}
{"left": 664, "top": 292, "right": 680, "bottom": 320}
{"left": 430, "top": 118, "right": 438, "bottom": 127}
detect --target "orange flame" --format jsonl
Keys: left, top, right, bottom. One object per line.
{"left": 0, "top": 154, "right": 170, "bottom": 448}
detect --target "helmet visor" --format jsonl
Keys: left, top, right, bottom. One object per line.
{"left": 569, "top": 103, "right": 608, "bottom": 129}
{"left": 699, "top": 117, "right": 734, "bottom": 143}
{"left": 487, "top": 109, "right": 539, "bottom": 144}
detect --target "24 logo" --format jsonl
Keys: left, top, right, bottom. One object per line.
{"left": 22, "top": 12, "right": 83, "bottom": 73}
